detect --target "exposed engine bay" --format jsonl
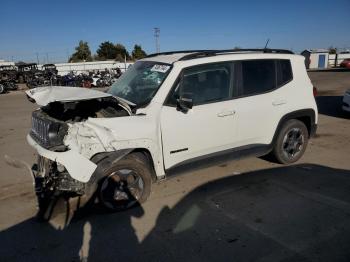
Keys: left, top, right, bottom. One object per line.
{"left": 40, "top": 97, "right": 130, "bottom": 123}
{"left": 26, "top": 87, "right": 132, "bottom": 150}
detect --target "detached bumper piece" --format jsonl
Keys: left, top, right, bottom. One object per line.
{"left": 32, "top": 156, "right": 85, "bottom": 196}
{"left": 27, "top": 134, "right": 97, "bottom": 182}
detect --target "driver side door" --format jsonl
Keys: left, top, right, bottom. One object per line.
{"left": 160, "top": 62, "right": 238, "bottom": 170}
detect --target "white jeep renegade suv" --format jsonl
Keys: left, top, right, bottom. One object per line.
{"left": 26, "top": 49, "right": 318, "bottom": 214}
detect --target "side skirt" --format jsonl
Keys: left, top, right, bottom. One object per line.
{"left": 165, "top": 144, "right": 272, "bottom": 178}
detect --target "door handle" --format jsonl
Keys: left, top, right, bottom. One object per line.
{"left": 217, "top": 110, "right": 235, "bottom": 117}
{"left": 272, "top": 100, "right": 287, "bottom": 106}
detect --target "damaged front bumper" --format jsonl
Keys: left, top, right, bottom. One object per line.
{"left": 27, "top": 134, "right": 97, "bottom": 183}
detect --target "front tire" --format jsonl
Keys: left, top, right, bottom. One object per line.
{"left": 96, "top": 153, "right": 152, "bottom": 211}
{"left": 272, "top": 119, "right": 309, "bottom": 164}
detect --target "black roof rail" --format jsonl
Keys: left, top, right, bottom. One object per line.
{"left": 145, "top": 50, "right": 218, "bottom": 58}
{"left": 179, "top": 48, "right": 294, "bottom": 61}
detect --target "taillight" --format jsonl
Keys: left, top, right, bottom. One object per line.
{"left": 313, "top": 86, "right": 318, "bottom": 97}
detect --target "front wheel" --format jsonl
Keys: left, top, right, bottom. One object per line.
{"left": 97, "top": 153, "right": 152, "bottom": 211}
{"left": 272, "top": 119, "right": 309, "bottom": 164}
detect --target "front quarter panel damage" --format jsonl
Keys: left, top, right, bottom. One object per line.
{"left": 64, "top": 121, "right": 118, "bottom": 159}
{"left": 62, "top": 116, "right": 164, "bottom": 183}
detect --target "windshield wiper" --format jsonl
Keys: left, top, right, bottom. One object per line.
{"left": 113, "top": 95, "right": 136, "bottom": 107}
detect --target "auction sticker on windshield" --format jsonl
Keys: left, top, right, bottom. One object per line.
{"left": 150, "top": 64, "right": 170, "bottom": 73}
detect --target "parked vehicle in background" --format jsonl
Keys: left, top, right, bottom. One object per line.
{"left": 0, "top": 65, "right": 18, "bottom": 93}
{"left": 16, "top": 62, "right": 39, "bottom": 83}
{"left": 343, "top": 89, "right": 350, "bottom": 112}
{"left": 0, "top": 80, "right": 18, "bottom": 94}
{"left": 0, "top": 65, "right": 17, "bottom": 81}
{"left": 42, "top": 64, "right": 58, "bottom": 75}
{"left": 340, "top": 58, "right": 350, "bottom": 69}
{"left": 26, "top": 48, "right": 318, "bottom": 218}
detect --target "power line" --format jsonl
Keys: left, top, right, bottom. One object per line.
{"left": 154, "top": 27, "right": 160, "bottom": 53}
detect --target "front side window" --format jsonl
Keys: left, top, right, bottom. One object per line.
{"left": 108, "top": 61, "right": 171, "bottom": 106}
{"left": 168, "top": 62, "right": 232, "bottom": 106}
{"left": 241, "top": 59, "right": 276, "bottom": 96}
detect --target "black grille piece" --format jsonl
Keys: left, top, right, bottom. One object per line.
{"left": 30, "top": 110, "right": 68, "bottom": 149}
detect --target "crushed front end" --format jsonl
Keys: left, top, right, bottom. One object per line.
{"left": 26, "top": 86, "right": 132, "bottom": 217}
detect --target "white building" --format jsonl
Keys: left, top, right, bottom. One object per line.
{"left": 40, "top": 61, "right": 134, "bottom": 75}
{"left": 0, "top": 60, "right": 15, "bottom": 66}
{"left": 301, "top": 49, "right": 329, "bottom": 69}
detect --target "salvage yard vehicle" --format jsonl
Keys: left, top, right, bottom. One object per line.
{"left": 0, "top": 65, "right": 18, "bottom": 81}
{"left": 26, "top": 49, "right": 318, "bottom": 217}
{"left": 16, "top": 62, "right": 39, "bottom": 83}
{"left": 42, "top": 64, "right": 58, "bottom": 76}
{"left": 0, "top": 80, "right": 17, "bottom": 94}
{"left": 0, "top": 65, "right": 18, "bottom": 93}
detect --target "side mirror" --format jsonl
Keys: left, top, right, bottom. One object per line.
{"left": 177, "top": 92, "right": 193, "bottom": 113}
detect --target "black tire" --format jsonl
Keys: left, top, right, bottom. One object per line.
{"left": 272, "top": 119, "right": 309, "bottom": 164}
{"left": 0, "top": 84, "right": 5, "bottom": 94}
{"left": 86, "top": 153, "right": 152, "bottom": 212}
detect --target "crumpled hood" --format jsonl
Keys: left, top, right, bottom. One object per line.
{"left": 26, "top": 86, "right": 112, "bottom": 106}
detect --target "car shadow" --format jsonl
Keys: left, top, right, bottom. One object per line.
{"left": 1, "top": 164, "right": 350, "bottom": 261}
{"left": 316, "top": 95, "right": 350, "bottom": 119}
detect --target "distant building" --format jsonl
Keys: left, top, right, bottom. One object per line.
{"left": 301, "top": 49, "right": 329, "bottom": 69}
{"left": 0, "top": 60, "right": 15, "bottom": 66}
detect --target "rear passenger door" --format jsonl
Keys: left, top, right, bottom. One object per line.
{"left": 233, "top": 59, "right": 293, "bottom": 146}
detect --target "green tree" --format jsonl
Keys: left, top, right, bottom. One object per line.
{"left": 96, "top": 41, "right": 117, "bottom": 60}
{"left": 132, "top": 44, "right": 147, "bottom": 60}
{"left": 328, "top": 46, "right": 337, "bottom": 54}
{"left": 115, "top": 43, "right": 130, "bottom": 61}
{"left": 69, "top": 40, "right": 92, "bottom": 62}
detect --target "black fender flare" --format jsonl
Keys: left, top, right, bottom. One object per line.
{"left": 271, "top": 108, "right": 317, "bottom": 146}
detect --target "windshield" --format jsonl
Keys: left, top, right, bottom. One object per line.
{"left": 108, "top": 61, "right": 171, "bottom": 106}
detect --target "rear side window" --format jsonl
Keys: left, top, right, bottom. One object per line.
{"left": 241, "top": 60, "right": 276, "bottom": 96}
{"left": 277, "top": 59, "right": 293, "bottom": 86}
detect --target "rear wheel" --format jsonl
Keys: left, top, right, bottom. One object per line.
{"left": 272, "top": 119, "right": 309, "bottom": 164}
{"left": 0, "top": 84, "right": 5, "bottom": 94}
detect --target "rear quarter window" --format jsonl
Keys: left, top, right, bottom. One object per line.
{"left": 277, "top": 59, "right": 293, "bottom": 87}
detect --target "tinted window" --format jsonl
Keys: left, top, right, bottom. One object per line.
{"left": 277, "top": 59, "right": 293, "bottom": 86}
{"left": 168, "top": 62, "right": 232, "bottom": 106}
{"left": 241, "top": 60, "right": 276, "bottom": 96}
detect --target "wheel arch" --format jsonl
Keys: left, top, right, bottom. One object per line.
{"left": 272, "top": 109, "right": 317, "bottom": 145}
{"left": 90, "top": 148, "right": 158, "bottom": 183}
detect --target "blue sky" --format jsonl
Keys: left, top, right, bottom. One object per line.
{"left": 0, "top": 0, "right": 349, "bottom": 63}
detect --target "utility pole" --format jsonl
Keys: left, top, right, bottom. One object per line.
{"left": 66, "top": 49, "right": 70, "bottom": 62}
{"left": 46, "top": 53, "right": 49, "bottom": 64}
{"left": 154, "top": 27, "right": 160, "bottom": 53}
{"left": 36, "top": 52, "right": 39, "bottom": 64}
